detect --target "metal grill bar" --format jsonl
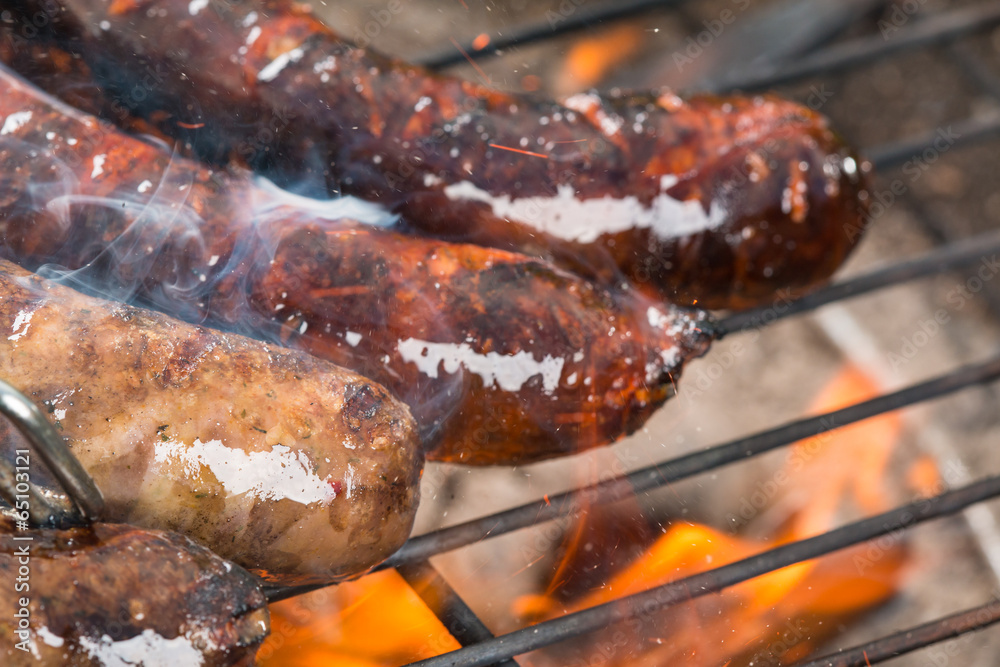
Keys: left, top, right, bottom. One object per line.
{"left": 415, "top": 0, "right": 684, "bottom": 70}
{"left": 409, "top": 476, "right": 1000, "bottom": 667}
{"left": 793, "top": 599, "right": 1000, "bottom": 667}
{"left": 901, "top": 41, "right": 1000, "bottom": 314}
{"left": 397, "top": 561, "right": 520, "bottom": 667}
{"left": 864, "top": 113, "right": 1000, "bottom": 171}
{"left": 905, "top": 199, "right": 1000, "bottom": 319}
{"left": 713, "top": 2, "right": 1000, "bottom": 93}
{"left": 378, "top": 355, "right": 1000, "bottom": 570}
{"left": 716, "top": 227, "right": 1000, "bottom": 336}
{"left": 948, "top": 40, "right": 1000, "bottom": 102}
{"left": 418, "top": 2, "right": 1000, "bottom": 98}
{"left": 685, "top": 0, "right": 887, "bottom": 93}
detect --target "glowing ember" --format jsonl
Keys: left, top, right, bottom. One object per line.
{"left": 448, "top": 36, "right": 492, "bottom": 87}
{"left": 488, "top": 142, "right": 550, "bottom": 159}
{"left": 472, "top": 33, "right": 491, "bottom": 51}
{"left": 521, "top": 74, "right": 542, "bottom": 92}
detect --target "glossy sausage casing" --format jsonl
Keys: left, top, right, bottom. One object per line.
{"left": 0, "top": 66, "right": 713, "bottom": 465}
{"left": 250, "top": 217, "right": 712, "bottom": 463}
{"left": 2, "top": 0, "right": 870, "bottom": 309}
{"left": 0, "top": 259, "right": 422, "bottom": 584}
{"left": 0, "top": 518, "right": 268, "bottom": 666}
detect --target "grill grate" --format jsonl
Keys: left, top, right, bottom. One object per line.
{"left": 414, "top": 0, "right": 688, "bottom": 70}
{"left": 408, "top": 474, "right": 1000, "bottom": 667}
{"left": 395, "top": 1, "right": 1000, "bottom": 664}
{"left": 396, "top": 561, "right": 521, "bottom": 667}
{"left": 797, "top": 600, "right": 1000, "bottom": 667}
{"left": 256, "top": 3, "right": 1000, "bottom": 665}
{"left": 708, "top": 2, "right": 1000, "bottom": 93}
{"left": 4, "top": 1, "right": 1000, "bottom": 664}
{"left": 35, "top": 0, "right": 1000, "bottom": 665}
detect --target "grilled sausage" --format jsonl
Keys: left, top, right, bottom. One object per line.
{"left": 0, "top": 23, "right": 168, "bottom": 140}
{"left": 0, "top": 258, "right": 422, "bottom": 584}
{"left": 0, "top": 517, "right": 268, "bottom": 666}
{"left": 0, "top": 65, "right": 714, "bottom": 465}
{"left": 250, "top": 216, "right": 713, "bottom": 463}
{"left": 1, "top": 0, "right": 870, "bottom": 309}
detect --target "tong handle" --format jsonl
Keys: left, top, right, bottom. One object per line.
{"left": 0, "top": 379, "right": 104, "bottom": 525}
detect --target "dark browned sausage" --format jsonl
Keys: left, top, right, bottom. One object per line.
{"left": 0, "top": 517, "right": 269, "bottom": 666}
{"left": 0, "top": 0, "right": 871, "bottom": 309}
{"left": 0, "top": 66, "right": 714, "bottom": 465}
{"left": 250, "top": 217, "right": 713, "bottom": 463}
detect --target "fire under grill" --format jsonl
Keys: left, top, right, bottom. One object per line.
{"left": 7, "top": 0, "right": 1000, "bottom": 665}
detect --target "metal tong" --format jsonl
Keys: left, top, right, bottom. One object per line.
{"left": 0, "top": 379, "right": 103, "bottom": 528}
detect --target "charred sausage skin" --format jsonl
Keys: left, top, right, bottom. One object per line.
{"left": 0, "top": 518, "right": 268, "bottom": 666}
{"left": 2, "top": 0, "right": 870, "bottom": 309}
{"left": 0, "top": 259, "right": 422, "bottom": 584}
{"left": 252, "top": 217, "right": 712, "bottom": 463}
{"left": 0, "top": 66, "right": 713, "bottom": 465}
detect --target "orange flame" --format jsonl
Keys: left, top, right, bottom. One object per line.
{"left": 777, "top": 366, "right": 902, "bottom": 539}
{"left": 906, "top": 454, "right": 943, "bottom": 498}
{"left": 522, "top": 522, "right": 905, "bottom": 666}
{"left": 556, "top": 24, "right": 645, "bottom": 94}
{"left": 258, "top": 570, "right": 460, "bottom": 667}
{"left": 259, "top": 365, "right": 910, "bottom": 666}
{"left": 520, "top": 364, "right": 909, "bottom": 666}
